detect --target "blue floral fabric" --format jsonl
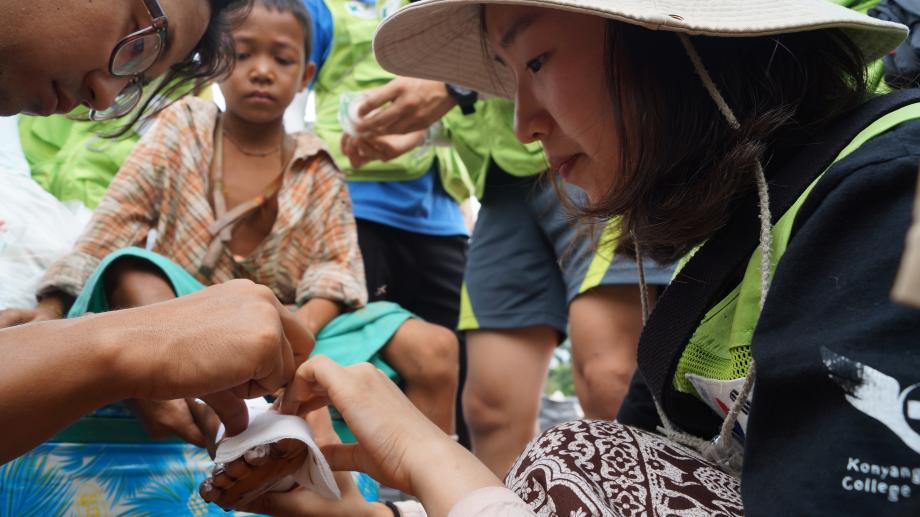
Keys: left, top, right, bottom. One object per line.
{"left": 0, "top": 442, "right": 237, "bottom": 516}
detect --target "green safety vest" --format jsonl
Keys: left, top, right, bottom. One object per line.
{"left": 313, "top": 0, "right": 474, "bottom": 202}
{"left": 443, "top": 98, "right": 547, "bottom": 198}
{"left": 19, "top": 115, "right": 140, "bottom": 209}
{"left": 674, "top": 101, "right": 920, "bottom": 396}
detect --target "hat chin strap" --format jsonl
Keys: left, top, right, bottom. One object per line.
{"left": 633, "top": 33, "right": 773, "bottom": 476}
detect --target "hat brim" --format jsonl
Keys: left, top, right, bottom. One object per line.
{"left": 374, "top": 0, "right": 907, "bottom": 98}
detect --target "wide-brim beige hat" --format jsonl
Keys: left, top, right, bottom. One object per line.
{"left": 374, "top": 0, "right": 907, "bottom": 97}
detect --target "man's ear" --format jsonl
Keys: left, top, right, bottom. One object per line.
{"left": 299, "top": 62, "right": 317, "bottom": 93}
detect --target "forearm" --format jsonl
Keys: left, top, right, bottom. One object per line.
{"left": 295, "top": 298, "right": 342, "bottom": 338}
{"left": 411, "top": 439, "right": 505, "bottom": 517}
{"left": 0, "top": 315, "right": 131, "bottom": 463}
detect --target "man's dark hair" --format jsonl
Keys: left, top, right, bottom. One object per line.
{"left": 112, "top": 0, "right": 251, "bottom": 136}
{"left": 257, "top": 0, "right": 314, "bottom": 58}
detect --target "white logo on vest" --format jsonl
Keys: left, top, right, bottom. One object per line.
{"left": 822, "top": 347, "right": 920, "bottom": 455}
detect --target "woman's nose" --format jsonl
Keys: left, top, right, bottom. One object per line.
{"left": 513, "top": 86, "right": 550, "bottom": 144}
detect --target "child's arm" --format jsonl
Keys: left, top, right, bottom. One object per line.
{"left": 35, "top": 102, "right": 195, "bottom": 307}
{"left": 293, "top": 298, "right": 341, "bottom": 358}
{"left": 294, "top": 156, "right": 368, "bottom": 314}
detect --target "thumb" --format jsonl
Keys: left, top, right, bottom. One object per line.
{"left": 356, "top": 83, "right": 397, "bottom": 118}
{"left": 201, "top": 391, "right": 249, "bottom": 437}
{"left": 319, "top": 442, "right": 362, "bottom": 472}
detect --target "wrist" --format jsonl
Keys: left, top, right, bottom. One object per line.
{"left": 89, "top": 309, "right": 155, "bottom": 400}
{"left": 409, "top": 437, "right": 503, "bottom": 515}
{"left": 36, "top": 292, "right": 69, "bottom": 318}
{"left": 444, "top": 84, "right": 478, "bottom": 115}
{"left": 60, "top": 314, "right": 136, "bottom": 403}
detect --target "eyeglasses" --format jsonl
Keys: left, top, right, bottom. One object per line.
{"left": 89, "top": 0, "right": 168, "bottom": 121}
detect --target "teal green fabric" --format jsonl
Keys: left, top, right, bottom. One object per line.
{"left": 311, "top": 301, "right": 414, "bottom": 443}
{"left": 69, "top": 249, "right": 409, "bottom": 381}
{"left": 68, "top": 247, "right": 412, "bottom": 443}
{"left": 67, "top": 247, "right": 205, "bottom": 318}
{"left": 312, "top": 300, "right": 411, "bottom": 380}
{"left": 312, "top": 0, "right": 475, "bottom": 202}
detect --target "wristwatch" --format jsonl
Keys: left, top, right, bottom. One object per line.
{"left": 445, "top": 83, "right": 479, "bottom": 115}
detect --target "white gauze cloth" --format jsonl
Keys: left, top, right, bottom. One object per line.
{"left": 213, "top": 398, "right": 341, "bottom": 500}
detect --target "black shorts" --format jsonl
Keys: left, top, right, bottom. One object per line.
{"left": 356, "top": 218, "right": 468, "bottom": 330}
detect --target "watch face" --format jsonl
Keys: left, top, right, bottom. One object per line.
{"left": 449, "top": 85, "right": 474, "bottom": 96}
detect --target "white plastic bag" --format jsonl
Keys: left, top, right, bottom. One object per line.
{"left": 0, "top": 116, "right": 30, "bottom": 178}
{"left": 0, "top": 174, "right": 92, "bottom": 309}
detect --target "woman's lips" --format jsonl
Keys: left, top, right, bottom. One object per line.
{"left": 550, "top": 154, "right": 579, "bottom": 180}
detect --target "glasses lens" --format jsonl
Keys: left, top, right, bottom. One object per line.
{"left": 111, "top": 33, "right": 163, "bottom": 77}
{"left": 89, "top": 81, "right": 143, "bottom": 121}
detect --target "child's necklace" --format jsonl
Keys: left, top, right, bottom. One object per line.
{"left": 222, "top": 129, "right": 283, "bottom": 158}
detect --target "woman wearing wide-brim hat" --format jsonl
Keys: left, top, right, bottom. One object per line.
{"left": 229, "top": 1, "right": 920, "bottom": 515}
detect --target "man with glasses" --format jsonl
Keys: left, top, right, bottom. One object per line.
{"left": 0, "top": 0, "right": 312, "bottom": 481}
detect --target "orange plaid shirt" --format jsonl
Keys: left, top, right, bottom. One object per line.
{"left": 39, "top": 97, "right": 367, "bottom": 308}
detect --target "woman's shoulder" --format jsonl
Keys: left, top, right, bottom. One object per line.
{"left": 826, "top": 116, "right": 920, "bottom": 178}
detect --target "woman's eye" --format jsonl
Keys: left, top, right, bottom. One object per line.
{"left": 526, "top": 54, "right": 546, "bottom": 73}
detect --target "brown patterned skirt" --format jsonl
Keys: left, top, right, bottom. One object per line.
{"left": 505, "top": 420, "right": 744, "bottom": 516}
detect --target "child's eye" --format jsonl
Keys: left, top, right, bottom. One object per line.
{"left": 236, "top": 52, "right": 250, "bottom": 60}
{"left": 526, "top": 54, "right": 546, "bottom": 73}
{"left": 276, "top": 57, "right": 294, "bottom": 65}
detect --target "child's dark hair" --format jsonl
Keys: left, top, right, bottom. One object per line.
{"left": 256, "top": 0, "right": 313, "bottom": 58}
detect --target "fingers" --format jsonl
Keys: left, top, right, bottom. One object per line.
{"left": 304, "top": 408, "right": 340, "bottom": 447}
{"left": 201, "top": 439, "right": 309, "bottom": 510}
{"left": 280, "top": 355, "right": 342, "bottom": 415}
{"left": 355, "top": 82, "right": 399, "bottom": 120}
{"left": 201, "top": 391, "right": 249, "bottom": 437}
{"left": 272, "top": 295, "right": 313, "bottom": 363}
{"left": 172, "top": 416, "right": 208, "bottom": 449}
{"left": 318, "top": 442, "right": 362, "bottom": 472}
{"left": 341, "top": 133, "right": 374, "bottom": 169}
{"left": 186, "top": 398, "right": 221, "bottom": 457}
{"left": 356, "top": 105, "right": 404, "bottom": 136}
{"left": 0, "top": 309, "right": 34, "bottom": 328}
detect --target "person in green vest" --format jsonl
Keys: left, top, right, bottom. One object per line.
{"left": 356, "top": 93, "right": 674, "bottom": 476}
{"left": 18, "top": 115, "right": 142, "bottom": 209}
{"left": 210, "top": 0, "right": 920, "bottom": 514}
{"left": 18, "top": 87, "right": 215, "bottom": 209}
{"left": 329, "top": 10, "right": 674, "bottom": 479}
{"left": 301, "top": 0, "right": 475, "bottom": 440}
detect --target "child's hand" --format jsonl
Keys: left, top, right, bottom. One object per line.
{"left": 0, "top": 299, "right": 65, "bottom": 328}
{"left": 236, "top": 470, "right": 389, "bottom": 517}
{"left": 0, "top": 307, "right": 57, "bottom": 328}
{"left": 233, "top": 409, "right": 390, "bottom": 517}
{"left": 199, "top": 437, "right": 309, "bottom": 510}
